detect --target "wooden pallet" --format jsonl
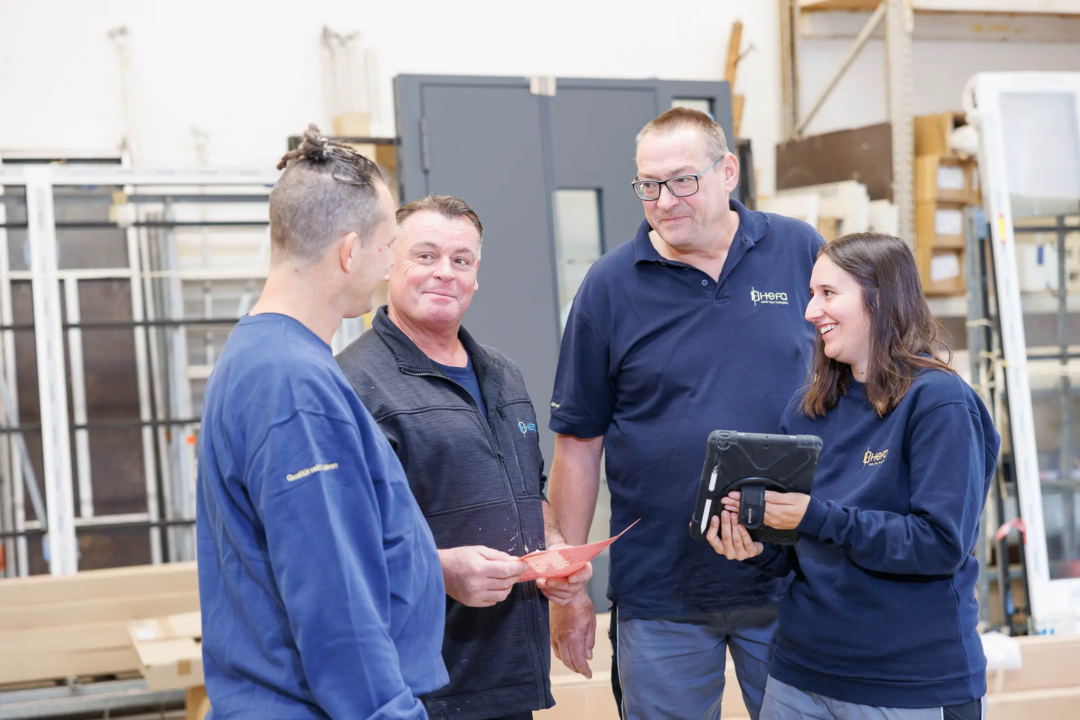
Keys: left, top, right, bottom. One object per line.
{"left": 0, "top": 562, "right": 198, "bottom": 687}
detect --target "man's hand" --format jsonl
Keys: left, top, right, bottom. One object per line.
{"left": 536, "top": 545, "right": 592, "bottom": 606}
{"left": 550, "top": 590, "right": 596, "bottom": 679}
{"left": 705, "top": 510, "right": 764, "bottom": 560}
{"left": 438, "top": 546, "right": 528, "bottom": 608}
{"left": 721, "top": 490, "right": 810, "bottom": 531}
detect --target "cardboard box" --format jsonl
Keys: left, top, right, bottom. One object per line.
{"left": 988, "top": 634, "right": 1080, "bottom": 694}
{"left": 916, "top": 155, "right": 979, "bottom": 205}
{"left": 915, "top": 111, "right": 970, "bottom": 159}
{"left": 0, "top": 563, "right": 200, "bottom": 685}
{"left": 987, "top": 686, "right": 1080, "bottom": 720}
{"left": 917, "top": 201, "right": 966, "bottom": 250}
{"left": 128, "top": 611, "right": 204, "bottom": 691}
{"left": 918, "top": 246, "right": 965, "bottom": 297}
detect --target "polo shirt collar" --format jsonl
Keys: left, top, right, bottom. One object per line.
{"left": 632, "top": 199, "right": 769, "bottom": 266}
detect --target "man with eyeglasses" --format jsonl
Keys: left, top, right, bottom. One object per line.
{"left": 545, "top": 108, "right": 823, "bottom": 719}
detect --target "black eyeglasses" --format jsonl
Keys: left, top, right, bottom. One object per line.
{"left": 632, "top": 155, "right": 723, "bottom": 201}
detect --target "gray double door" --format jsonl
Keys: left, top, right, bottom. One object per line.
{"left": 395, "top": 75, "right": 733, "bottom": 460}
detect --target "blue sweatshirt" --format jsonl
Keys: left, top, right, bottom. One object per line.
{"left": 753, "top": 369, "right": 999, "bottom": 708}
{"left": 197, "top": 314, "right": 448, "bottom": 719}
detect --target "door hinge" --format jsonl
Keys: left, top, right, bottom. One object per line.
{"left": 529, "top": 76, "right": 556, "bottom": 96}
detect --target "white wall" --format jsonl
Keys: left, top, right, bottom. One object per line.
{"left": 3, "top": 0, "right": 1080, "bottom": 196}
{"left": 0, "top": 1, "right": 782, "bottom": 183}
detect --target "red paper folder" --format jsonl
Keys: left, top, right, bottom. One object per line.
{"left": 518, "top": 519, "right": 640, "bottom": 583}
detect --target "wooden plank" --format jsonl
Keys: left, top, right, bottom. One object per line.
{"left": 914, "top": 0, "right": 1080, "bottom": 13}
{"left": 780, "top": 0, "right": 800, "bottom": 140}
{"left": 776, "top": 122, "right": 894, "bottom": 201}
{"left": 129, "top": 611, "right": 201, "bottom": 641}
{"left": 0, "top": 648, "right": 139, "bottom": 686}
{"left": 186, "top": 686, "right": 211, "bottom": 720}
{"left": 0, "top": 562, "right": 197, "bottom": 608}
{"left": 0, "top": 591, "right": 199, "bottom": 631}
{"left": 0, "top": 623, "right": 130, "bottom": 654}
{"left": 801, "top": 0, "right": 1080, "bottom": 13}
{"left": 725, "top": 21, "right": 745, "bottom": 139}
{"left": 0, "top": 613, "right": 201, "bottom": 685}
{"left": 725, "top": 21, "right": 743, "bottom": 85}
{"left": 800, "top": 8, "right": 1080, "bottom": 41}
{"left": 800, "top": 0, "right": 880, "bottom": 10}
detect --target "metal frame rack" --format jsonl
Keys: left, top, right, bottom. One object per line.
{"left": 964, "top": 205, "right": 1033, "bottom": 633}
{"left": 0, "top": 164, "right": 279, "bottom": 577}
{"left": 968, "top": 71, "right": 1080, "bottom": 631}
{"left": 781, "top": 0, "right": 915, "bottom": 240}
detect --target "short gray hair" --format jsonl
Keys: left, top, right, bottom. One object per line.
{"left": 269, "top": 124, "right": 387, "bottom": 262}
{"left": 636, "top": 107, "right": 729, "bottom": 159}
{"left": 396, "top": 194, "right": 484, "bottom": 257}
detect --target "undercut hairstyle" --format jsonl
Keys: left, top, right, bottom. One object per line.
{"left": 269, "top": 124, "right": 387, "bottom": 263}
{"left": 636, "top": 107, "right": 730, "bottom": 159}
{"left": 801, "top": 232, "right": 955, "bottom": 419}
{"left": 396, "top": 194, "right": 484, "bottom": 258}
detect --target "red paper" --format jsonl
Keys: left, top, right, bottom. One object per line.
{"left": 518, "top": 520, "right": 640, "bottom": 583}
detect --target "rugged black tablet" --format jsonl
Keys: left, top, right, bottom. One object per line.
{"left": 690, "top": 430, "right": 822, "bottom": 545}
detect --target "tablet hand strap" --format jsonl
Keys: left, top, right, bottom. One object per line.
{"left": 740, "top": 484, "right": 767, "bottom": 530}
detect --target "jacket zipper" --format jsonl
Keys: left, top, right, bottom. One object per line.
{"left": 401, "top": 369, "right": 546, "bottom": 704}
{"left": 496, "top": 407, "right": 547, "bottom": 706}
{"left": 399, "top": 370, "right": 528, "bottom": 553}
{"left": 498, "top": 406, "right": 529, "bottom": 495}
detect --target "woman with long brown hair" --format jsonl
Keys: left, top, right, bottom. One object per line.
{"left": 707, "top": 233, "right": 999, "bottom": 719}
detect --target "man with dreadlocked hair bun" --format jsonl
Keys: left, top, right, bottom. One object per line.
{"left": 197, "top": 125, "right": 448, "bottom": 719}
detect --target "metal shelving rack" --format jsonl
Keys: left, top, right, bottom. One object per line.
{"left": 780, "top": 0, "right": 1080, "bottom": 246}
{"left": 0, "top": 164, "right": 279, "bottom": 577}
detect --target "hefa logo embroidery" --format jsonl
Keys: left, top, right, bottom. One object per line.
{"left": 863, "top": 448, "right": 889, "bottom": 467}
{"left": 518, "top": 420, "right": 538, "bottom": 436}
{"left": 750, "top": 287, "right": 789, "bottom": 306}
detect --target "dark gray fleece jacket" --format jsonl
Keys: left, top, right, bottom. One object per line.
{"left": 336, "top": 306, "right": 553, "bottom": 720}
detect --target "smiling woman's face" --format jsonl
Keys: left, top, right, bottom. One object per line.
{"left": 804, "top": 254, "right": 872, "bottom": 379}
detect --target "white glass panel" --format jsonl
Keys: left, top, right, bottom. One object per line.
{"left": 553, "top": 189, "right": 603, "bottom": 333}
{"left": 1000, "top": 90, "right": 1080, "bottom": 580}
{"left": 671, "top": 98, "right": 713, "bottom": 116}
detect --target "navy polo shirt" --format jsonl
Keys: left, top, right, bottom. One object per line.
{"left": 549, "top": 200, "right": 823, "bottom": 620}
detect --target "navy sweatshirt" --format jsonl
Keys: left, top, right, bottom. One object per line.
{"left": 197, "top": 314, "right": 448, "bottom": 719}
{"left": 752, "top": 369, "right": 1000, "bottom": 708}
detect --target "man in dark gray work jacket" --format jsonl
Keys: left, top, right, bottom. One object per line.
{"left": 337, "top": 194, "right": 591, "bottom": 720}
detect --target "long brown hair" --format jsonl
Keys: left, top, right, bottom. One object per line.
{"left": 801, "top": 233, "right": 954, "bottom": 418}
